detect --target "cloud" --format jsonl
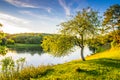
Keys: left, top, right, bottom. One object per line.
{"left": 4, "top": 0, "right": 52, "bottom": 13}
{"left": 0, "top": 12, "right": 32, "bottom": 33}
{"left": 19, "top": 10, "right": 55, "bottom": 21}
{"left": 38, "top": 6, "right": 52, "bottom": 13}
{"left": 0, "top": 12, "right": 30, "bottom": 33}
{"left": 19, "top": 10, "right": 37, "bottom": 17}
{"left": 4, "top": 0, "right": 39, "bottom": 8}
{"left": 58, "top": 0, "right": 70, "bottom": 15}
{"left": 0, "top": 12, "right": 29, "bottom": 24}
{"left": 19, "top": 10, "right": 65, "bottom": 33}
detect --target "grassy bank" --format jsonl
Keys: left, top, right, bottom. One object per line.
{"left": 86, "top": 47, "right": 120, "bottom": 60}
{"left": 33, "top": 47, "right": 120, "bottom": 80}
{"left": 7, "top": 43, "right": 40, "bottom": 48}
{"left": 0, "top": 47, "right": 120, "bottom": 80}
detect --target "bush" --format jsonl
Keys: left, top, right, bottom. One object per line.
{"left": 0, "top": 46, "right": 7, "bottom": 55}
{"left": 0, "top": 57, "right": 26, "bottom": 80}
{"left": 7, "top": 39, "right": 15, "bottom": 45}
{"left": 19, "top": 65, "right": 53, "bottom": 80}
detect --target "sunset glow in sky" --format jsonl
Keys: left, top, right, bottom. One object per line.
{"left": 0, "top": 0, "right": 120, "bottom": 34}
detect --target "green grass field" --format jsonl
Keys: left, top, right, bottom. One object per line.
{"left": 29, "top": 47, "right": 120, "bottom": 80}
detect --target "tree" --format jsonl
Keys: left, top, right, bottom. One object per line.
{"left": 0, "top": 23, "right": 7, "bottom": 55}
{"left": 42, "top": 8, "right": 100, "bottom": 61}
{"left": 103, "top": 4, "right": 120, "bottom": 44}
{"left": 41, "top": 35, "right": 75, "bottom": 57}
{"left": 0, "top": 23, "right": 3, "bottom": 43}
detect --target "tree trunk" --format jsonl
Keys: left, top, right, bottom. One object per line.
{"left": 80, "top": 34, "right": 85, "bottom": 61}
{"left": 81, "top": 46, "right": 85, "bottom": 61}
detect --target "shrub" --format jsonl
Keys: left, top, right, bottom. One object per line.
{"left": 7, "top": 39, "right": 15, "bottom": 45}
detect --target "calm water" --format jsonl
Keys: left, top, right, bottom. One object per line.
{"left": 0, "top": 46, "right": 92, "bottom": 66}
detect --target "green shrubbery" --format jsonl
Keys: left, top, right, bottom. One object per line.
{"left": 0, "top": 46, "right": 7, "bottom": 55}
{"left": 7, "top": 39, "right": 15, "bottom": 45}
{"left": 6, "top": 33, "right": 50, "bottom": 44}
{"left": 0, "top": 57, "right": 25, "bottom": 80}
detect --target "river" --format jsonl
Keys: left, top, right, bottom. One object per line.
{"left": 0, "top": 46, "right": 92, "bottom": 66}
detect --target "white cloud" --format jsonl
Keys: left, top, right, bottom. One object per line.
{"left": 23, "top": 13, "right": 64, "bottom": 33}
{"left": 4, "top": 0, "right": 52, "bottom": 13}
{"left": 0, "top": 12, "right": 65, "bottom": 34}
{"left": 19, "top": 10, "right": 37, "bottom": 17}
{"left": 19, "top": 10, "right": 60, "bottom": 22}
{"left": 0, "top": 12, "right": 32, "bottom": 33}
{"left": 58, "top": 0, "right": 70, "bottom": 15}
{"left": 0, "top": 12, "right": 29, "bottom": 24}
{"left": 4, "top": 0, "right": 39, "bottom": 8}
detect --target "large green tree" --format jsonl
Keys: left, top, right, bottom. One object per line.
{"left": 103, "top": 4, "right": 120, "bottom": 43}
{"left": 42, "top": 8, "right": 100, "bottom": 61}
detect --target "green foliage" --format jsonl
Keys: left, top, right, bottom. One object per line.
{"left": 7, "top": 33, "right": 49, "bottom": 44}
{"left": 0, "top": 57, "right": 26, "bottom": 79}
{"left": 16, "top": 57, "right": 26, "bottom": 72}
{"left": 0, "top": 38, "right": 7, "bottom": 45}
{"left": 0, "top": 22, "right": 7, "bottom": 55}
{"left": 41, "top": 35, "right": 75, "bottom": 57}
{"left": 42, "top": 8, "right": 101, "bottom": 60}
{"left": 103, "top": 4, "right": 120, "bottom": 29}
{"left": 87, "top": 35, "right": 111, "bottom": 53}
{"left": 0, "top": 57, "right": 15, "bottom": 79}
{"left": 60, "top": 8, "right": 100, "bottom": 38}
{"left": 0, "top": 46, "right": 7, "bottom": 55}
{"left": 7, "top": 39, "right": 15, "bottom": 44}
{"left": 19, "top": 65, "right": 52, "bottom": 80}
{"left": 0, "top": 47, "right": 120, "bottom": 80}
{"left": 42, "top": 7, "right": 101, "bottom": 60}
{"left": 103, "top": 4, "right": 120, "bottom": 44}
{"left": 0, "top": 23, "right": 6, "bottom": 46}
{"left": 1, "top": 57, "right": 14, "bottom": 75}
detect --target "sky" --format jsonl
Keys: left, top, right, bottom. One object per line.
{"left": 0, "top": 0, "right": 120, "bottom": 34}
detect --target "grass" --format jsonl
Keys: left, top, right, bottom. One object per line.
{"left": 34, "top": 47, "right": 120, "bottom": 80}
{"left": 0, "top": 47, "right": 120, "bottom": 80}
{"left": 7, "top": 43, "right": 40, "bottom": 48}
{"left": 86, "top": 47, "right": 120, "bottom": 60}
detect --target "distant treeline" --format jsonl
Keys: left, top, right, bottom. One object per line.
{"left": 5, "top": 33, "right": 52, "bottom": 44}
{"left": 2, "top": 30, "right": 119, "bottom": 54}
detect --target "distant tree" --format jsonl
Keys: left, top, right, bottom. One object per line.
{"left": 42, "top": 8, "right": 100, "bottom": 61}
{"left": 103, "top": 4, "right": 120, "bottom": 44}
{"left": 0, "top": 23, "right": 3, "bottom": 43}
{"left": 0, "top": 23, "right": 7, "bottom": 55}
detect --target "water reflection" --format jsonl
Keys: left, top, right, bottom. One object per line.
{"left": 8, "top": 46, "right": 43, "bottom": 56}
{"left": 0, "top": 46, "right": 92, "bottom": 66}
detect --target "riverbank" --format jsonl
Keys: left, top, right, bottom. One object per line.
{"left": 0, "top": 47, "right": 120, "bottom": 80}
{"left": 7, "top": 43, "right": 40, "bottom": 48}
{"left": 34, "top": 47, "right": 120, "bottom": 80}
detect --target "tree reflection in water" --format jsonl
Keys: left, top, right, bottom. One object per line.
{"left": 7, "top": 46, "right": 44, "bottom": 56}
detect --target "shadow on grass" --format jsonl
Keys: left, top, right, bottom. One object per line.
{"left": 75, "top": 58, "right": 120, "bottom": 76}
{"left": 76, "top": 68, "right": 100, "bottom": 76}
{"left": 40, "top": 68, "right": 54, "bottom": 77}
{"left": 92, "top": 58, "right": 120, "bottom": 69}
